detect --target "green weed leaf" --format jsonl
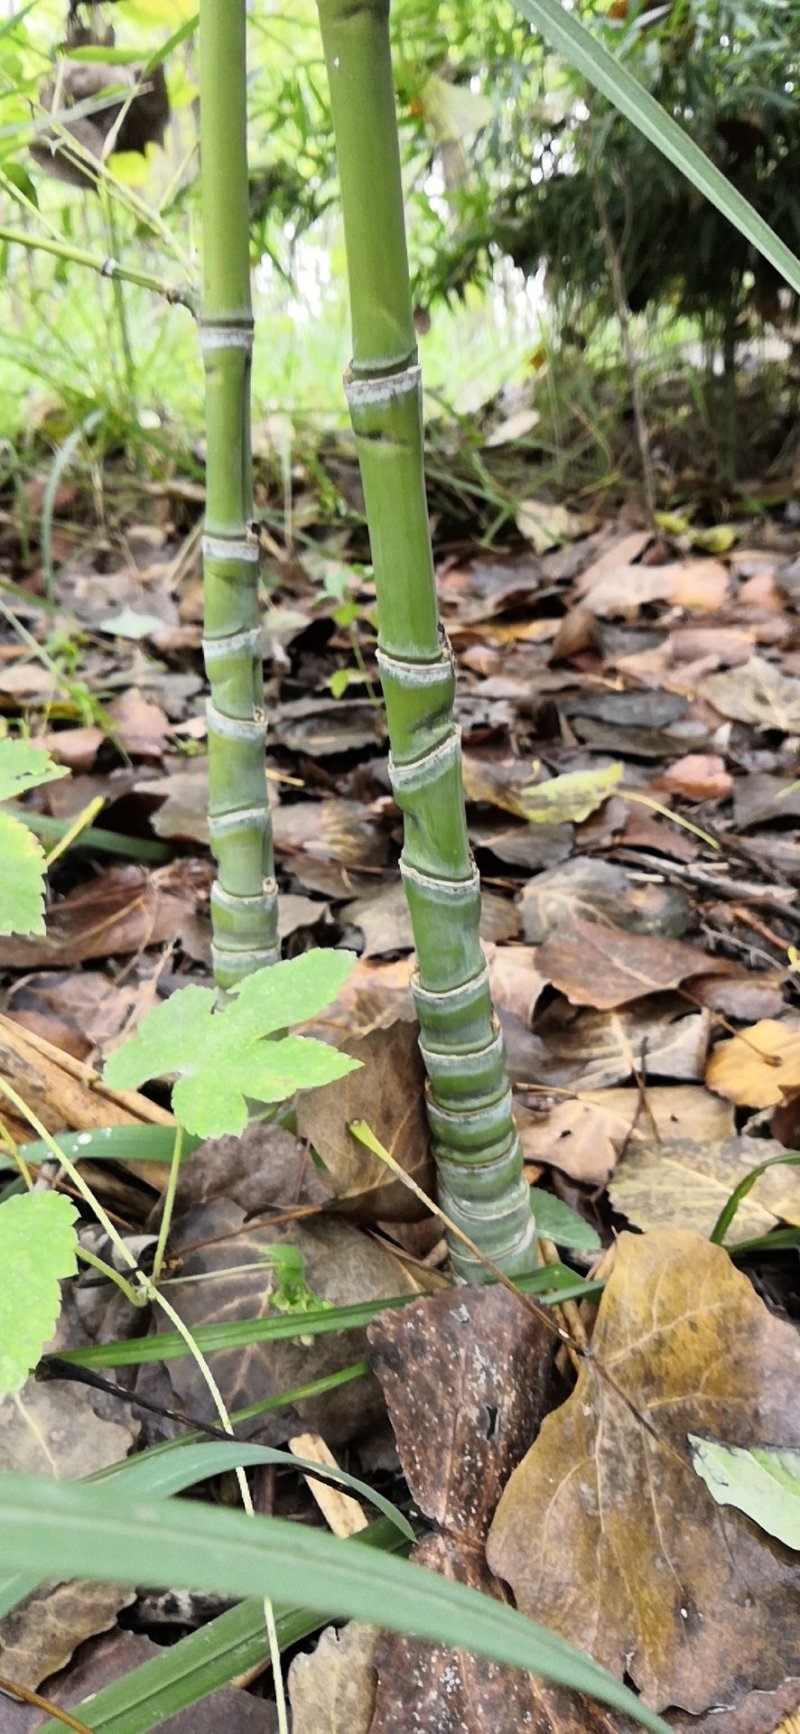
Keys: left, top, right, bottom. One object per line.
{"left": 0, "top": 738, "right": 68, "bottom": 804}
{"left": 689, "top": 1435, "right": 800, "bottom": 1550}
{"left": 0, "top": 810, "right": 48, "bottom": 937}
{"left": 530, "top": 1188, "right": 601, "bottom": 1252}
{"left": 103, "top": 951, "right": 361, "bottom": 1137}
{"left": 0, "top": 1192, "right": 78, "bottom": 1398}
{"left": 0, "top": 740, "right": 68, "bottom": 936}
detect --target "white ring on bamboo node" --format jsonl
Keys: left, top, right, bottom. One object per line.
{"left": 376, "top": 648, "right": 453, "bottom": 686}
{"left": 345, "top": 365, "right": 420, "bottom": 409}
{"left": 201, "top": 327, "right": 253, "bottom": 352}
{"left": 206, "top": 702, "right": 266, "bottom": 741}
{"left": 400, "top": 861, "right": 479, "bottom": 898}
{"left": 203, "top": 627, "right": 263, "bottom": 659}
{"left": 101, "top": 257, "right": 119, "bottom": 278}
{"left": 389, "top": 729, "right": 460, "bottom": 788}
{"left": 412, "top": 965, "right": 490, "bottom": 1007}
{"left": 209, "top": 806, "right": 270, "bottom": 836}
{"left": 202, "top": 535, "right": 260, "bottom": 563}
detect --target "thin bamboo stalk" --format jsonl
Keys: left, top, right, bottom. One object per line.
{"left": 198, "top": 0, "right": 278, "bottom": 989}
{"left": 316, "top": 0, "right": 537, "bottom": 1280}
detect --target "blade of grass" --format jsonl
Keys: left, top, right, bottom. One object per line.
{"left": 0, "top": 1474, "right": 671, "bottom": 1730}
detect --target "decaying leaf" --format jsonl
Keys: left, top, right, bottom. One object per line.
{"left": 368, "top": 1284, "right": 555, "bottom": 1536}
{"left": 534, "top": 917, "right": 725, "bottom": 1009}
{"left": 296, "top": 1022, "right": 433, "bottom": 1222}
{"left": 609, "top": 1133, "right": 800, "bottom": 1241}
{"left": 367, "top": 1282, "right": 637, "bottom": 1732}
{"left": 0, "top": 1580, "right": 135, "bottom": 1691}
{"left": 289, "top": 1620, "right": 379, "bottom": 1734}
{"left": 706, "top": 1020, "right": 800, "bottom": 1108}
{"left": 519, "top": 1086, "right": 735, "bottom": 1186}
{"left": 519, "top": 858, "right": 690, "bottom": 946}
{"left": 701, "top": 656, "right": 800, "bottom": 732}
{"left": 136, "top": 1208, "right": 418, "bottom": 1446}
{"left": 487, "top": 1230, "right": 800, "bottom": 1714}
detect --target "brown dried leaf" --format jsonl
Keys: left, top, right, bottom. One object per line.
{"left": 0, "top": 1582, "right": 135, "bottom": 1690}
{"left": 706, "top": 1020, "right": 800, "bottom": 1108}
{"left": 701, "top": 656, "right": 800, "bottom": 732}
{"left": 519, "top": 858, "right": 690, "bottom": 945}
{"left": 137, "top": 1208, "right": 418, "bottom": 1446}
{"left": 368, "top": 1285, "right": 555, "bottom": 1537}
{"left": 487, "top": 1230, "right": 800, "bottom": 1713}
{"left": 518, "top": 1086, "right": 735, "bottom": 1185}
{"left": 1, "top": 862, "right": 203, "bottom": 968}
{"left": 609, "top": 1133, "right": 800, "bottom": 1240}
{"left": 109, "top": 688, "right": 170, "bottom": 758}
{"left": 296, "top": 1022, "right": 433, "bottom": 1222}
{"left": 289, "top": 1621, "right": 379, "bottom": 1734}
{"left": 535, "top": 917, "right": 724, "bottom": 1009}
{"left": 653, "top": 754, "right": 733, "bottom": 802}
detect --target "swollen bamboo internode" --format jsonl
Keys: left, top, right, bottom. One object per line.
{"left": 198, "top": 0, "right": 278, "bottom": 989}
{"left": 317, "top": 0, "right": 537, "bottom": 1279}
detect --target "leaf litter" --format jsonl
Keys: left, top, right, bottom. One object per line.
{"left": 1, "top": 469, "right": 800, "bottom": 1728}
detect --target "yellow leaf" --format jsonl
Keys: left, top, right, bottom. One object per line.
{"left": 706, "top": 1019, "right": 800, "bottom": 1108}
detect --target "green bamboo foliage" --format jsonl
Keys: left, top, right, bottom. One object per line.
{"left": 316, "top": 0, "right": 537, "bottom": 1280}
{"left": 198, "top": 0, "right": 278, "bottom": 989}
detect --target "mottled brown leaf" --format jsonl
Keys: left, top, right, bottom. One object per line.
{"left": 368, "top": 1285, "right": 555, "bottom": 1537}
{"left": 0, "top": 1583, "right": 134, "bottom": 1691}
{"left": 519, "top": 858, "right": 690, "bottom": 945}
{"left": 487, "top": 1230, "right": 800, "bottom": 1713}
{"left": 297, "top": 1022, "right": 432, "bottom": 1222}
{"left": 701, "top": 656, "right": 800, "bottom": 732}
{"left": 369, "top": 1536, "right": 638, "bottom": 1734}
{"left": 137, "top": 1208, "right": 418, "bottom": 1446}
{"left": 535, "top": 917, "right": 725, "bottom": 1009}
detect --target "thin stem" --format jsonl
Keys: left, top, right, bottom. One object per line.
{"left": 0, "top": 228, "right": 195, "bottom": 309}
{"left": 76, "top": 1246, "right": 145, "bottom": 1310}
{"left": 152, "top": 1123, "right": 183, "bottom": 1285}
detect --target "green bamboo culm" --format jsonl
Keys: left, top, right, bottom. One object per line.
{"left": 198, "top": 0, "right": 278, "bottom": 989}
{"left": 316, "top": 0, "right": 537, "bottom": 1282}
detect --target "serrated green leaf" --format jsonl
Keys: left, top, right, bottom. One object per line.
{"left": 688, "top": 1435, "right": 800, "bottom": 1550}
{"left": 522, "top": 763, "right": 622, "bottom": 824}
{"left": 0, "top": 1476, "right": 671, "bottom": 1731}
{"left": 0, "top": 1192, "right": 78, "bottom": 1397}
{"left": 103, "top": 953, "right": 361, "bottom": 1137}
{"left": 0, "top": 809, "right": 48, "bottom": 937}
{"left": 0, "top": 737, "right": 68, "bottom": 803}
{"left": 530, "top": 1188, "right": 601, "bottom": 1252}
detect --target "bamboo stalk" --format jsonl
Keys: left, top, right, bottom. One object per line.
{"left": 198, "top": 0, "right": 278, "bottom": 989}
{"left": 316, "top": 0, "right": 537, "bottom": 1280}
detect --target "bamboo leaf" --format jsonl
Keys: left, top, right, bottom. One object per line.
{"left": 102, "top": 952, "right": 362, "bottom": 1137}
{"left": 508, "top": 0, "right": 800, "bottom": 295}
{"left": 0, "top": 1474, "right": 670, "bottom": 1730}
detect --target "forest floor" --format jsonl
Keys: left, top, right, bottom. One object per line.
{"left": 1, "top": 423, "right": 799, "bottom": 1733}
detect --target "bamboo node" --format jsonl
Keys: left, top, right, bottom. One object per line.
{"left": 202, "top": 534, "right": 260, "bottom": 564}
{"left": 345, "top": 365, "right": 420, "bottom": 409}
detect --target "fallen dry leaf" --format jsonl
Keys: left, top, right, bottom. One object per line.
{"left": 136, "top": 1207, "right": 418, "bottom": 1446}
{"left": 534, "top": 916, "right": 725, "bottom": 1009}
{"left": 0, "top": 1582, "right": 135, "bottom": 1691}
{"left": 653, "top": 754, "right": 733, "bottom": 802}
{"left": 1, "top": 861, "right": 206, "bottom": 968}
{"left": 109, "top": 687, "right": 170, "bottom": 758}
{"left": 487, "top": 1230, "right": 800, "bottom": 1713}
{"left": 609, "top": 1133, "right": 800, "bottom": 1241}
{"left": 519, "top": 1086, "right": 735, "bottom": 1186}
{"left": 367, "top": 1286, "right": 636, "bottom": 1732}
{"left": 289, "top": 1621, "right": 378, "bottom": 1734}
{"left": 701, "top": 656, "right": 800, "bottom": 732}
{"left": 706, "top": 1020, "right": 800, "bottom": 1108}
{"left": 519, "top": 858, "right": 690, "bottom": 946}
{"left": 296, "top": 1021, "right": 433, "bottom": 1222}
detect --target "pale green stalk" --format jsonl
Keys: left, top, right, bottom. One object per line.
{"left": 315, "top": 0, "right": 536, "bottom": 1281}
{"left": 198, "top": 0, "right": 278, "bottom": 988}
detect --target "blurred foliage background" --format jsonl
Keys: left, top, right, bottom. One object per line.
{"left": 0, "top": 0, "right": 798, "bottom": 499}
